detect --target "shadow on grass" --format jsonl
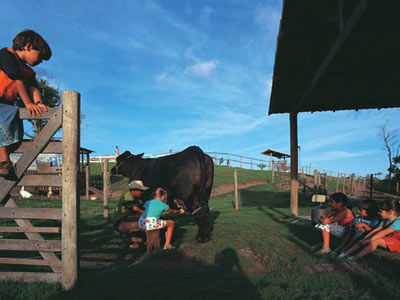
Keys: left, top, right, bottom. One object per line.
{"left": 46, "top": 248, "right": 261, "bottom": 300}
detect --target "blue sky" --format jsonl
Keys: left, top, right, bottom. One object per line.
{"left": 1, "top": 0, "right": 399, "bottom": 177}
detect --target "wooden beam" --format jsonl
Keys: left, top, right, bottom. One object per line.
{"left": 293, "top": 0, "right": 370, "bottom": 113}
{"left": 0, "top": 227, "right": 60, "bottom": 233}
{"left": 19, "top": 107, "right": 59, "bottom": 120}
{"left": 17, "top": 174, "right": 62, "bottom": 187}
{"left": 290, "top": 112, "right": 299, "bottom": 216}
{"left": 0, "top": 257, "right": 62, "bottom": 267}
{"left": 103, "top": 160, "right": 109, "bottom": 219}
{"left": 3, "top": 197, "right": 61, "bottom": 273}
{"left": 0, "top": 109, "right": 62, "bottom": 204}
{"left": 14, "top": 141, "right": 62, "bottom": 154}
{"left": 0, "top": 239, "right": 61, "bottom": 252}
{"left": 61, "top": 90, "right": 80, "bottom": 291}
{"left": 0, "top": 272, "right": 61, "bottom": 283}
{"left": 0, "top": 208, "right": 62, "bottom": 220}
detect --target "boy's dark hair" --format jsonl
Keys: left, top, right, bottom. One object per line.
{"left": 359, "top": 199, "right": 378, "bottom": 218}
{"left": 12, "top": 29, "right": 52, "bottom": 60}
{"left": 329, "top": 192, "right": 352, "bottom": 209}
{"left": 379, "top": 199, "right": 400, "bottom": 214}
{"left": 151, "top": 187, "right": 168, "bottom": 199}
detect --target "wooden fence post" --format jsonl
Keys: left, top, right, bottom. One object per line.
{"left": 234, "top": 169, "right": 238, "bottom": 211}
{"left": 85, "top": 164, "right": 89, "bottom": 200}
{"left": 269, "top": 153, "right": 272, "bottom": 170}
{"left": 370, "top": 174, "right": 373, "bottom": 199}
{"left": 103, "top": 159, "right": 110, "bottom": 219}
{"left": 61, "top": 90, "right": 80, "bottom": 291}
{"left": 342, "top": 175, "right": 346, "bottom": 193}
{"left": 335, "top": 174, "right": 339, "bottom": 192}
{"left": 313, "top": 170, "right": 318, "bottom": 188}
{"left": 271, "top": 161, "right": 275, "bottom": 183}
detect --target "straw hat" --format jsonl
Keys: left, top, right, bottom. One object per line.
{"left": 128, "top": 180, "right": 149, "bottom": 190}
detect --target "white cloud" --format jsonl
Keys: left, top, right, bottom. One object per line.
{"left": 185, "top": 60, "right": 217, "bottom": 78}
{"left": 305, "top": 150, "right": 378, "bottom": 162}
{"left": 165, "top": 109, "right": 265, "bottom": 146}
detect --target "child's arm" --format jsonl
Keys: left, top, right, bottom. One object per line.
{"left": 167, "top": 208, "right": 185, "bottom": 214}
{"left": 132, "top": 206, "right": 144, "bottom": 214}
{"left": 365, "top": 227, "right": 395, "bottom": 243}
{"left": 30, "top": 86, "right": 48, "bottom": 112}
{"left": 320, "top": 210, "right": 335, "bottom": 223}
{"left": 14, "top": 80, "right": 45, "bottom": 116}
{"left": 353, "top": 222, "right": 371, "bottom": 232}
{"left": 359, "top": 226, "right": 383, "bottom": 243}
{"left": 323, "top": 209, "right": 346, "bottom": 225}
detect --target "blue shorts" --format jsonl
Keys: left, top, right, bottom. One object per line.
{"left": 0, "top": 101, "right": 23, "bottom": 148}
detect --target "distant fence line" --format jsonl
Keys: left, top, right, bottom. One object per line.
{"left": 89, "top": 151, "right": 366, "bottom": 180}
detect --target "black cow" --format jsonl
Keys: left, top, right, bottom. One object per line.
{"left": 111, "top": 146, "right": 214, "bottom": 242}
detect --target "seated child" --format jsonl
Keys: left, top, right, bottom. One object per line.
{"left": 314, "top": 192, "right": 354, "bottom": 255}
{"left": 335, "top": 199, "right": 380, "bottom": 256}
{"left": 339, "top": 198, "right": 400, "bottom": 260}
{"left": 139, "top": 187, "right": 185, "bottom": 250}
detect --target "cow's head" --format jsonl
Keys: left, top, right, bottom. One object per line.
{"left": 111, "top": 150, "right": 144, "bottom": 179}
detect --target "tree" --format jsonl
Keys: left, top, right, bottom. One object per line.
{"left": 16, "top": 78, "right": 61, "bottom": 136}
{"left": 378, "top": 123, "right": 400, "bottom": 188}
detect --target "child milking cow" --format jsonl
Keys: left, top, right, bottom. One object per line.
{"left": 112, "top": 181, "right": 184, "bottom": 250}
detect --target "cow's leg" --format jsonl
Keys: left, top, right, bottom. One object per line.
{"left": 194, "top": 205, "right": 210, "bottom": 243}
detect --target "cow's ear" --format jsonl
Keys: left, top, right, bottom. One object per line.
{"left": 135, "top": 153, "right": 144, "bottom": 159}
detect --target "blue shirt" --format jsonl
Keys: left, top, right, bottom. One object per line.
{"left": 389, "top": 216, "right": 400, "bottom": 231}
{"left": 142, "top": 199, "right": 169, "bottom": 219}
{"left": 352, "top": 216, "right": 381, "bottom": 228}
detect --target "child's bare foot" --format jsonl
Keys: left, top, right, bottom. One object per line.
{"left": 0, "top": 161, "right": 12, "bottom": 176}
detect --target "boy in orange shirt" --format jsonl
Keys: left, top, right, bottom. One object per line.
{"left": 0, "top": 29, "right": 51, "bottom": 176}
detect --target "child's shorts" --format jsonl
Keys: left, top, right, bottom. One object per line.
{"left": 315, "top": 223, "right": 346, "bottom": 238}
{"left": 0, "top": 102, "right": 23, "bottom": 147}
{"left": 139, "top": 216, "right": 166, "bottom": 231}
{"left": 383, "top": 233, "right": 400, "bottom": 252}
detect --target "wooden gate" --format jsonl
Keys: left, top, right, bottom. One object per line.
{"left": 0, "top": 91, "right": 80, "bottom": 290}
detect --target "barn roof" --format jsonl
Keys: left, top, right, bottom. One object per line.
{"left": 261, "top": 149, "right": 290, "bottom": 159}
{"left": 268, "top": 0, "right": 400, "bottom": 115}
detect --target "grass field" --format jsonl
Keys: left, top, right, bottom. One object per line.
{"left": 1, "top": 169, "right": 400, "bottom": 299}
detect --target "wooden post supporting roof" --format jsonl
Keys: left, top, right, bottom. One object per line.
{"left": 290, "top": 112, "right": 299, "bottom": 216}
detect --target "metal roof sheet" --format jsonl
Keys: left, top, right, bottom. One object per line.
{"left": 268, "top": 0, "right": 400, "bottom": 114}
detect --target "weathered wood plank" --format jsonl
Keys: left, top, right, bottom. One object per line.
{"left": 0, "top": 109, "right": 62, "bottom": 204}
{"left": 0, "top": 272, "right": 61, "bottom": 283}
{"left": 0, "top": 208, "right": 62, "bottom": 220}
{"left": 17, "top": 174, "right": 62, "bottom": 187}
{"left": 0, "top": 239, "right": 61, "bottom": 252}
{"left": 3, "top": 197, "right": 62, "bottom": 273}
{"left": 14, "top": 140, "right": 62, "bottom": 154}
{"left": 19, "top": 107, "right": 59, "bottom": 120}
{"left": 0, "top": 227, "right": 60, "bottom": 233}
{"left": 0, "top": 257, "right": 62, "bottom": 267}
